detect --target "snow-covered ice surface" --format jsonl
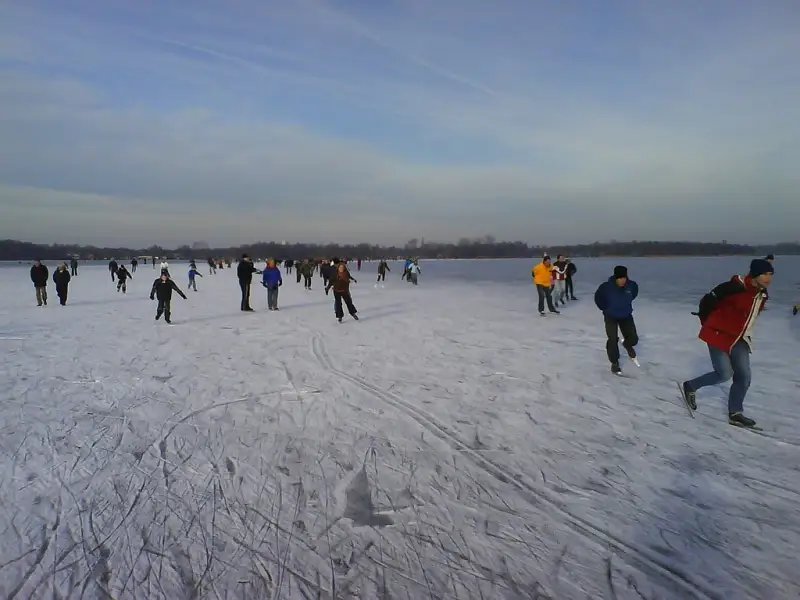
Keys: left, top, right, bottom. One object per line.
{"left": 1, "top": 257, "right": 799, "bottom": 599}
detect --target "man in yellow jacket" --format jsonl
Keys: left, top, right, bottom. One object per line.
{"left": 532, "top": 256, "right": 560, "bottom": 316}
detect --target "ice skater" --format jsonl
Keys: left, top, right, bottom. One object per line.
{"left": 237, "top": 254, "right": 261, "bottom": 311}
{"left": 150, "top": 270, "right": 187, "bottom": 324}
{"left": 407, "top": 259, "right": 421, "bottom": 285}
{"left": 109, "top": 259, "right": 118, "bottom": 281}
{"left": 565, "top": 258, "right": 577, "bottom": 300}
{"left": 552, "top": 255, "right": 568, "bottom": 305}
{"left": 261, "top": 258, "right": 283, "bottom": 310}
{"left": 30, "top": 259, "right": 49, "bottom": 306}
{"left": 52, "top": 263, "right": 71, "bottom": 305}
{"left": 188, "top": 265, "right": 203, "bottom": 291}
{"left": 116, "top": 264, "right": 133, "bottom": 293}
{"left": 594, "top": 265, "right": 639, "bottom": 375}
{"left": 532, "top": 256, "right": 559, "bottom": 316}
{"left": 681, "top": 259, "right": 773, "bottom": 428}
{"left": 131, "top": 257, "right": 138, "bottom": 272}
{"left": 326, "top": 261, "right": 359, "bottom": 322}
{"left": 375, "top": 259, "right": 390, "bottom": 287}
{"left": 70, "top": 257, "right": 79, "bottom": 276}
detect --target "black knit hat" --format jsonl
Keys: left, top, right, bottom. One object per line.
{"left": 749, "top": 259, "right": 774, "bottom": 278}
{"left": 613, "top": 265, "right": 628, "bottom": 279}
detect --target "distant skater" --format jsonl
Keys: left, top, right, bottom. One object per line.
{"left": 116, "top": 264, "right": 133, "bottom": 293}
{"left": 681, "top": 259, "right": 773, "bottom": 428}
{"left": 109, "top": 259, "right": 118, "bottom": 281}
{"left": 407, "top": 259, "right": 421, "bottom": 285}
{"left": 150, "top": 270, "right": 187, "bottom": 324}
{"left": 70, "top": 257, "right": 79, "bottom": 276}
{"left": 565, "top": 258, "right": 577, "bottom": 300}
{"left": 237, "top": 254, "right": 260, "bottom": 311}
{"left": 326, "top": 261, "right": 359, "bottom": 322}
{"left": 188, "top": 265, "right": 203, "bottom": 291}
{"left": 532, "top": 256, "right": 559, "bottom": 316}
{"left": 552, "top": 255, "right": 568, "bottom": 306}
{"left": 300, "top": 259, "right": 314, "bottom": 290}
{"left": 30, "top": 259, "right": 49, "bottom": 306}
{"left": 53, "top": 262, "right": 71, "bottom": 305}
{"left": 131, "top": 257, "right": 138, "bottom": 272}
{"left": 160, "top": 260, "right": 170, "bottom": 277}
{"left": 376, "top": 259, "right": 390, "bottom": 287}
{"left": 594, "top": 265, "right": 639, "bottom": 375}
{"left": 262, "top": 259, "right": 283, "bottom": 310}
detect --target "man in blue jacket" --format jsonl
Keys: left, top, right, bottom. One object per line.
{"left": 594, "top": 265, "right": 640, "bottom": 375}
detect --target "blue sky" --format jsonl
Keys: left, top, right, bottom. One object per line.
{"left": 0, "top": 0, "right": 798, "bottom": 247}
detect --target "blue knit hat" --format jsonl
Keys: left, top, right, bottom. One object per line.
{"left": 749, "top": 258, "right": 774, "bottom": 278}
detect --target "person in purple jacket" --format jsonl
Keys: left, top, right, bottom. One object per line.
{"left": 261, "top": 258, "right": 283, "bottom": 310}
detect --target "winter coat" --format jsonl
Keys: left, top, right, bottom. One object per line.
{"left": 53, "top": 268, "right": 71, "bottom": 288}
{"left": 262, "top": 266, "right": 283, "bottom": 288}
{"left": 566, "top": 262, "right": 577, "bottom": 278}
{"left": 299, "top": 262, "right": 315, "bottom": 277}
{"left": 594, "top": 277, "right": 639, "bottom": 320}
{"left": 532, "top": 262, "right": 552, "bottom": 287}
{"left": 408, "top": 263, "right": 421, "bottom": 275}
{"left": 552, "top": 261, "right": 567, "bottom": 281}
{"left": 378, "top": 261, "right": 390, "bottom": 274}
{"left": 237, "top": 260, "right": 258, "bottom": 283}
{"left": 150, "top": 278, "right": 187, "bottom": 301}
{"left": 188, "top": 268, "right": 202, "bottom": 280}
{"left": 30, "top": 264, "right": 49, "bottom": 287}
{"left": 698, "top": 275, "right": 766, "bottom": 353}
{"left": 117, "top": 266, "right": 132, "bottom": 282}
{"left": 326, "top": 266, "right": 356, "bottom": 294}
{"left": 109, "top": 260, "right": 118, "bottom": 272}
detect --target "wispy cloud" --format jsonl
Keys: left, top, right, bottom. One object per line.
{"left": 0, "top": 0, "right": 798, "bottom": 247}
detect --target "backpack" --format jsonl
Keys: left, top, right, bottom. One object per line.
{"left": 693, "top": 278, "right": 746, "bottom": 323}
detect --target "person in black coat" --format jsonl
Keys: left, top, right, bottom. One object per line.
{"left": 52, "top": 263, "right": 71, "bottom": 305}
{"left": 236, "top": 254, "right": 261, "bottom": 311}
{"left": 30, "top": 259, "right": 49, "bottom": 306}
{"left": 150, "top": 270, "right": 187, "bottom": 324}
{"left": 109, "top": 259, "right": 119, "bottom": 281}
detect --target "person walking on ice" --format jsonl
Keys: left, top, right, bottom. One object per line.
{"left": 261, "top": 258, "right": 283, "bottom": 310}
{"left": 594, "top": 265, "right": 640, "bottom": 375}
{"left": 188, "top": 265, "right": 203, "bottom": 291}
{"left": 70, "top": 257, "right": 79, "bottom": 276}
{"left": 326, "top": 261, "right": 359, "bottom": 322}
{"left": 30, "top": 259, "right": 49, "bottom": 306}
{"left": 532, "top": 256, "right": 559, "bottom": 316}
{"left": 375, "top": 259, "right": 390, "bottom": 287}
{"left": 681, "top": 259, "right": 773, "bottom": 428}
{"left": 150, "top": 270, "right": 187, "bottom": 324}
{"left": 407, "top": 259, "right": 421, "bottom": 285}
{"left": 116, "top": 264, "right": 133, "bottom": 293}
{"left": 53, "top": 262, "right": 71, "bottom": 306}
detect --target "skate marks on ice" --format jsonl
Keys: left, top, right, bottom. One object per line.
{"left": 310, "top": 334, "right": 722, "bottom": 600}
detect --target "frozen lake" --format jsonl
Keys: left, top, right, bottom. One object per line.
{"left": 1, "top": 257, "right": 799, "bottom": 599}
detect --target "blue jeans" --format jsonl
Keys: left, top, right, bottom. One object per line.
{"left": 687, "top": 340, "right": 751, "bottom": 414}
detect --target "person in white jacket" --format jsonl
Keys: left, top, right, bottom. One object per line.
{"left": 407, "top": 260, "right": 421, "bottom": 285}
{"left": 160, "top": 260, "right": 170, "bottom": 277}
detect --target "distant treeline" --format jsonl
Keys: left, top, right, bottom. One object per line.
{"left": 0, "top": 238, "right": 797, "bottom": 261}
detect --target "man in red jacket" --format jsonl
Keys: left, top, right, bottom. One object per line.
{"left": 681, "top": 259, "right": 773, "bottom": 428}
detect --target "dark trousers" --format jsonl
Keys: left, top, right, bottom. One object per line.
{"left": 565, "top": 277, "right": 575, "bottom": 298}
{"left": 604, "top": 315, "right": 638, "bottom": 364}
{"left": 35, "top": 286, "right": 48, "bottom": 306}
{"left": 296, "top": 270, "right": 302, "bottom": 284}
{"left": 239, "top": 280, "right": 252, "bottom": 310}
{"left": 333, "top": 291, "right": 357, "bottom": 319}
{"left": 304, "top": 275, "right": 312, "bottom": 289}
{"left": 131, "top": 264, "right": 137, "bottom": 272}
{"left": 70, "top": 266, "right": 77, "bottom": 276}
{"left": 56, "top": 285, "right": 68, "bottom": 305}
{"left": 117, "top": 279, "right": 127, "bottom": 293}
{"left": 536, "top": 284, "right": 556, "bottom": 313}
{"left": 377, "top": 272, "right": 386, "bottom": 282}
{"left": 111, "top": 270, "right": 116, "bottom": 281}
{"left": 156, "top": 298, "right": 171, "bottom": 321}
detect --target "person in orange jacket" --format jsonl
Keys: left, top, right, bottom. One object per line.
{"left": 532, "top": 255, "right": 559, "bottom": 316}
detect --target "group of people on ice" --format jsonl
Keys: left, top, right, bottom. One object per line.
{"left": 531, "top": 254, "right": 578, "bottom": 316}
